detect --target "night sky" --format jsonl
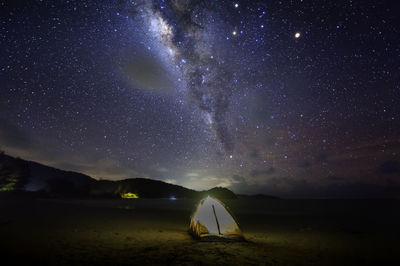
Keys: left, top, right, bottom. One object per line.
{"left": 1, "top": 0, "right": 399, "bottom": 198}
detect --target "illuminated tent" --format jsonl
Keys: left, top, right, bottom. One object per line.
{"left": 120, "top": 192, "right": 138, "bottom": 199}
{"left": 189, "top": 196, "right": 244, "bottom": 241}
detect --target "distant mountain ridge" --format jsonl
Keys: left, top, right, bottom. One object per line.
{"left": 0, "top": 152, "right": 239, "bottom": 199}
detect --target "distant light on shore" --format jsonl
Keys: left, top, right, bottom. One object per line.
{"left": 169, "top": 195, "right": 177, "bottom": 200}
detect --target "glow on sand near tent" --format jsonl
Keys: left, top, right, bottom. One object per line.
{"left": 191, "top": 196, "right": 242, "bottom": 237}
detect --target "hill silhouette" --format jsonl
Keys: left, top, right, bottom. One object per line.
{"left": 0, "top": 152, "right": 245, "bottom": 199}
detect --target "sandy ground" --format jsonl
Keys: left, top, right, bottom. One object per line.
{"left": 0, "top": 197, "right": 399, "bottom": 265}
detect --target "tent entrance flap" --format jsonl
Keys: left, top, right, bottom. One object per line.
{"left": 212, "top": 204, "right": 221, "bottom": 235}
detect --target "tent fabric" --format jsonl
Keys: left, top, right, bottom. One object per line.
{"left": 189, "top": 196, "right": 243, "bottom": 241}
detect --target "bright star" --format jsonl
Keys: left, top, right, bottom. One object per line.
{"left": 295, "top": 32, "right": 301, "bottom": 38}
{"left": 234, "top": 3, "right": 239, "bottom": 8}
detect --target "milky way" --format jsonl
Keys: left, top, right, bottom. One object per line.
{"left": 0, "top": 0, "right": 399, "bottom": 197}
{"left": 141, "top": 0, "right": 236, "bottom": 153}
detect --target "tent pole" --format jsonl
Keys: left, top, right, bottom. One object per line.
{"left": 212, "top": 204, "right": 221, "bottom": 235}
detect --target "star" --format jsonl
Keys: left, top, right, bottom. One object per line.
{"left": 294, "top": 32, "right": 301, "bottom": 38}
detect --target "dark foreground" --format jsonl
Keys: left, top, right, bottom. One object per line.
{"left": 0, "top": 197, "right": 399, "bottom": 265}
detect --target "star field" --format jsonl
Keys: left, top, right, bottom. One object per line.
{"left": 0, "top": 0, "right": 399, "bottom": 197}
